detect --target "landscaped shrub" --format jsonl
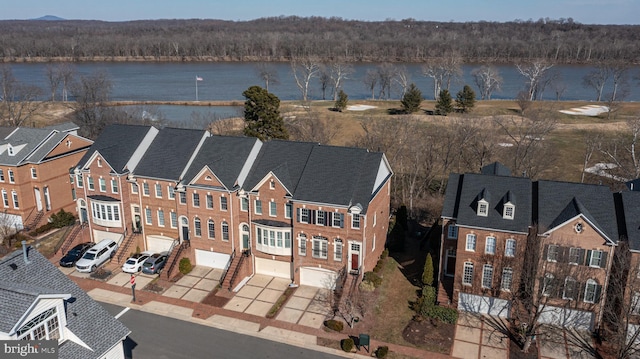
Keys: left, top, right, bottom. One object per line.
{"left": 323, "top": 319, "right": 344, "bottom": 332}
{"left": 29, "top": 222, "right": 55, "bottom": 236}
{"left": 341, "top": 338, "right": 354, "bottom": 352}
{"left": 50, "top": 209, "right": 76, "bottom": 228}
{"left": 422, "top": 253, "right": 434, "bottom": 286}
{"left": 425, "top": 306, "right": 458, "bottom": 324}
{"left": 363, "top": 271, "right": 382, "bottom": 288}
{"left": 178, "top": 257, "right": 192, "bottom": 274}
{"left": 375, "top": 346, "right": 389, "bottom": 358}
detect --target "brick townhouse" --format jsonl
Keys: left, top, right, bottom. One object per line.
{"left": 0, "top": 122, "right": 92, "bottom": 233}
{"left": 73, "top": 124, "right": 392, "bottom": 290}
{"left": 440, "top": 163, "right": 618, "bottom": 331}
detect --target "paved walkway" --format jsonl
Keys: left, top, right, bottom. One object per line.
{"left": 452, "top": 313, "right": 509, "bottom": 359}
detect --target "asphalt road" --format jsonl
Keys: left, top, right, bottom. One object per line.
{"left": 99, "top": 302, "right": 344, "bottom": 359}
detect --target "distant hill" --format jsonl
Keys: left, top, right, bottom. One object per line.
{"left": 32, "top": 15, "right": 65, "bottom": 21}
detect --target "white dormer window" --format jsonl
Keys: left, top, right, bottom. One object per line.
{"left": 17, "top": 307, "right": 61, "bottom": 340}
{"left": 503, "top": 204, "right": 515, "bottom": 219}
{"left": 7, "top": 145, "right": 14, "bottom": 156}
{"left": 477, "top": 200, "right": 489, "bottom": 217}
{"left": 31, "top": 168, "right": 37, "bottom": 179}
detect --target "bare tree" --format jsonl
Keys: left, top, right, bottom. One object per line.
{"left": 595, "top": 116, "right": 640, "bottom": 181}
{"left": 285, "top": 107, "right": 342, "bottom": 144}
{"left": 318, "top": 65, "right": 331, "bottom": 100}
{"left": 0, "top": 65, "right": 43, "bottom": 127}
{"left": 375, "top": 63, "right": 396, "bottom": 100}
{"left": 363, "top": 69, "right": 378, "bottom": 100}
{"left": 291, "top": 57, "right": 320, "bottom": 102}
{"left": 69, "top": 70, "right": 114, "bottom": 139}
{"left": 329, "top": 62, "right": 353, "bottom": 101}
{"left": 516, "top": 60, "right": 554, "bottom": 101}
{"left": 393, "top": 65, "right": 411, "bottom": 98}
{"left": 422, "top": 54, "right": 463, "bottom": 99}
{"left": 255, "top": 62, "right": 279, "bottom": 92}
{"left": 582, "top": 63, "right": 611, "bottom": 102}
{"left": 610, "top": 63, "right": 630, "bottom": 103}
{"left": 471, "top": 65, "right": 502, "bottom": 100}
{"left": 581, "top": 131, "right": 603, "bottom": 183}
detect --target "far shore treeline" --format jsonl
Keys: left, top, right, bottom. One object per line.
{"left": 1, "top": 16, "right": 639, "bottom": 64}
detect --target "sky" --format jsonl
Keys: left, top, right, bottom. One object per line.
{"left": 1, "top": 0, "right": 639, "bottom": 25}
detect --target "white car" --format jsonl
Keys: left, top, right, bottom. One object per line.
{"left": 75, "top": 239, "right": 118, "bottom": 273}
{"left": 121, "top": 252, "right": 153, "bottom": 273}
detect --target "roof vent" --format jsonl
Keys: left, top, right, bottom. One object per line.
{"left": 9, "top": 263, "right": 18, "bottom": 270}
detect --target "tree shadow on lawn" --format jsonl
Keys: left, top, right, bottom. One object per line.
{"left": 388, "top": 220, "right": 433, "bottom": 287}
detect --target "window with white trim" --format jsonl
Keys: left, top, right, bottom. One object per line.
{"left": 334, "top": 239, "right": 343, "bottom": 261}
{"left": 633, "top": 292, "right": 640, "bottom": 314}
{"left": 158, "top": 209, "right": 165, "bottom": 226}
{"left": 503, "top": 204, "right": 514, "bottom": 219}
{"left": 1, "top": 190, "right": 8, "bottom": 207}
{"left": 220, "top": 196, "right": 228, "bottom": 211}
{"left": 206, "top": 194, "right": 213, "bottom": 209}
{"left": 568, "top": 247, "right": 581, "bottom": 265}
{"left": 168, "top": 186, "right": 175, "bottom": 199}
{"left": 485, "top": 236, "right": 496, "bottom": 255}
{"left": 131, "top": 182, "right": 138, "bottom": 193}
{"left": 542, "top": 273, "right": 554, "bottom": 296}
{"left": 332, "top": 212, "right": 344, "bottom": 228}
{"left": 208, "top": 220, "right": 215, "bottom": 239}
{"left": 193, "top": 193, "right": 200, "bottom": 207}
{"left": 298, "top": 233, "right": 307, "bottom": 256}
{"left": 300, "top": 208, "right": 310, "bottom": 223}
{"left": 477, "top": 200, "right": 488, "bottom": 216}
{"left": 91, "top": 201, "right": 121, "bottom": 227}
{"left": 31, "top": 168, "right": 37, "bottom": 179}
{"left": 270, "top": 180, "right": 275, "bottom": 189}
{"left": 142, "top": 182, "right": 149, "bottom": 196}
{"left": 268, "top": 201, "right": 277, "bottom": 217}
{"left": 145, "top": 208, "right": 152, "bottom": 225}
{"left": 482, "top": 264, "right": 493, "bottom": 288}
{"left": 99, "top": 178, "right": 106, "bottom": 192}
{"left": 351, "top": 213, "right": 361, "bottom": 229}
{"left": 17, "top": 307, "right": 60, "bottom": 341}
{"left": 155, "top": 183, "right": 162, "bottom": 197}
{"left": 255, "top": 226, "right": 292, "bottom": 255}
{"left": 466, "top": 234, "right": 476, "bottom": 251}
{"left": 584, "top": 279, "right": 599, "bottom": 303}
{"left": 0, "top": 169, "right": 4, "bottom": 182}
{"left": 170, "top": 212, "right": 177, "bottom": 228}
{"left": 194, "top": 217, "right": 202, "bottom": 236}
{"left": 179, "top": 191, "right": 186, "bottom": 204}
{"left": 589, "top": 250, "right": 604, "bottom": 268}
{"left": 12, "top": 191, "right": 19, "bottom": 208}
{"left": 222, "top": 221, "right": 229, "bottom": 241}
{"left": 285, "top": 203, "right": 292, "bottom": 218}
{"left": 312, "top": 236, "right": 329, "bottom": 259}
{"left": 463, "top": 262, "right": 474, "bottom": 285}
{"left": 317, "top": 210, "right": 325, "bottom": 225}
{"left": 547, "top": 244, "right": 559, "bottom": 262}
{"left": 87, "top": 177, "right": 94, "bottom": 190}
{"left": 563, "top": 277, "right": 577, "bottom": 300}
{"left": 447, "top": 225, "right": 458, "bottom": 239}
{"left": 505, "top": 239, "right": 516, "bottom": 257}
{"left": 254, "top": 199, "right": 262, "bottom": 214}
{"left": 501, "top": 268, "right": 513, "bottom": 291}
{"left": 111, "top": 179, "right": 118, "bottom": 193}
{"left": 241, "top": 197, "right": 248, "bottom": 211}
{"left": 8, "top": 169, "right": 15, "bottom": 183}
{"left": 76, "top": 174, "right": 83, "bottom": 188}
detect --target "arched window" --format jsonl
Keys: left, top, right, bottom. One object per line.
{"left": 298, "top": 233, "right": 307, "bottom": 256}
{"left": 194, "top": 217, "right": 202, "bottom": 237}
{"left": 222, "top": 221, "right": 229, "bottom": 241}
{"left": 208, "top": 219, "right": 215, "bottom": 239}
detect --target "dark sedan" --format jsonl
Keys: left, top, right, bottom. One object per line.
{"left": 59, "top": 242, "right": 95, "bottom": 267}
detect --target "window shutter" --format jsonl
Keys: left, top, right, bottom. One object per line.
{"left": 578, "top": 249, "right": 586, "bottom": 266}
{"left": 327, "top": 212, "right": 333, "bottom": 226}
{"left": 600, "top": 252, "right": 608, "bottom": 268}
{"left": 543, "top": 244, "right": 549, "bottom": 260}
{"left": 595, "top": 285, "right": 602, "bottom": 302}
{"left": 559, "top": 246, "right": 569, "bottom": 263}
{"left": 296, "top": 208, "right": 301, "bottom": 222}
{"left": 311, "top": 210, "right": 316, "bottom": 225}
{"left": 585, "top": 250, "right": 592, "bottom": 266}
{"left": 340, "top": 213, "right": 344, "bottom": 228}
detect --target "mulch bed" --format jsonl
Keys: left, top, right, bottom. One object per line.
{"left": 402, "top": 317, "right": 455, "bottom": 354}
{"left": 509, "top": 339, "right": 538, "bottom": 359}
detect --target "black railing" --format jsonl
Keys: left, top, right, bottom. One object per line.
{"left": 165, "top": 241, "right": 189, "bottom": 279}
{"left": 219, "top": 249, "right": 236, "bottom": 285}
{"left": 227, "top": 254, "right": 246, "bottom": 291}
{"left": 116, "top": 233, "right": 138, "bottom": 263}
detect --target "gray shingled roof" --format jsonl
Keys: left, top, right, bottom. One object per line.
{"left": 618, "top": 191, "right": 640, "bottom": 251}
{"left": 481, "top": 162, "right": 512, "bottom": 176}
{"left": 135, "top": 127, "right": 205, "bottom": 180}
{"left": 77, "top": 124, "right": 153, "bottom": 174}
{"left": 536, "top": 180, "right": 618, "bottom": 242}
{"left": 451, "top": 173, "right": 532, "bottom": 233}
{"left": 183, "top": 135, "right": 258, "bottom": 189}
{"left": 244, "top": 140, "right": 316, "bottom": 194}
{"left": 0, "top": 127, "right": 54, "bottom": 166}
{"left": 43, "top": 122, "right": 79, "bottom": 133}
{"left": 0, "top": 248, "right": 130, "bottom": 359}
{"left": 0, "top": 126, "right": 17, "bottom": 140}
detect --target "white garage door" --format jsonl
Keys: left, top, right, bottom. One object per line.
{"left": 458, "top": 293, "right": 511, "bottom": 317}
{"left": 538, "top": 305, "right": 593, "bottom": 331}
{"left": 1, "top": 213, "right": 23, "bottom": 231}
{"left": 300, "top": 267, "right": 338, "bottom": 289}
{"left": 255, "top": 257, "right": 290, "bottom": 279}
{"left": 195, "top": 250, "right": 231, "bottom": 269}
{"left": 146, "top": 235, "right": 174, "bottom": 253}
{"left": 93, "top": 230, "right": 124, "bottom": 245}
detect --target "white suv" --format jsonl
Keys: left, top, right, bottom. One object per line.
{"left": 75, "top": 239, "right": 118, "bottom": 272}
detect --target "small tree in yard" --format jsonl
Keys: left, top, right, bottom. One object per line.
{"left": 422, "top": 253, "right": 434, "bottom": 287}
{"left": 401, "top": 83, "right": 422, "bottom": 113}
{"left": 435, "top": 89, "right": 453, "bottom": 116}
{"left": 334, "top": 90, "right": 348, "bottom": 112}
{"left": 455, "top": 85, "right": 476, "bottom": 113}
{"left": 243, "top": 85, "right": 289, "bottom": 141}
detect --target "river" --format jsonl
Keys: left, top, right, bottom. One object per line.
{"left": 5, "top": 62, "right": 640, "bottom": 121}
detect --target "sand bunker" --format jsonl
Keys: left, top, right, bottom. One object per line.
{"left": 347, "top": 105, "right": 377, "bottom": 111}
{"left": 559, "top": 105, "right": 609, "bottom": 116}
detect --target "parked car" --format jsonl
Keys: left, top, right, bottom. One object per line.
{"left": 121, "top": 252, "right": 153, "bottom": 273}
{"left": 75, "top": 239, "right": 118, "bottom": 273}
{"left": 141, "top": 252, "right": 168, "bottom": 275}
{"left": 59, "top": 242, "right": 95, "bottom": 267}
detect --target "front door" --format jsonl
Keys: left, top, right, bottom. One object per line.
{"left": 182, "top": 225, "right": 189, "bottom": 242}
{"left": 241, "top": 224, "right": 250, "bottom": 250}
{"left": 349, "top": 242, "right": 361, "bottom": 272}
{"left": 445, "top": 248, "right": 456, "bottom": 276}
{"left": 80, "top": 208, "right": 88, "bottom": 223}
{"left": 34, "top": 188, "right": 43, "bottom": 211}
